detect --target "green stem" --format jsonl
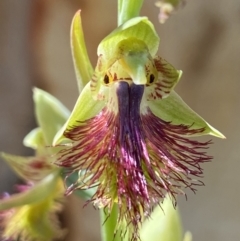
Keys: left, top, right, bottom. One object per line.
{"left": 118, "top": 0, "right": 144, "bottom": 26}
{"left": 100, "top": 204, "right": 122, "bottom": 241}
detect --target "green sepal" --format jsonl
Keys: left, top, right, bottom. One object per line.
{"left": 33, "top": 88, "right": 70, "bottom": 145}
{"left": 53, "top": 83, "right": 105, "bottom": 145}
{"left": 71, "top": 10, "right": 94, "bottom": 92}
{"left": 148, "top": 91, "right": 225, "bottom": 138}
{"left": 1, "top": 152, "right": 55, "bottom": 182}
{"left": 140, "top": 196, "right": 182, "bottom": 241}
{"left": 0, "top": 171, "right": 60, "bottom": 211}
{"left": 23, "top": 127, "right": 45, "bottom": 150}
{"left": 98, "top": 17, "right": 160, "bottom": 65}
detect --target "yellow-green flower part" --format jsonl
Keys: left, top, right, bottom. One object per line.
{"left": 0, "top": 173, "right": 65, "bottom": 241}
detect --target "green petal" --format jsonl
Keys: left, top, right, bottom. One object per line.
{"left": 146, "top": 57, "right": 182, "bottom": 100}
{"left": 53, "top": 83, "right": 105, "bottom": 145}
{"left": 98, "top": 17, "right": 160, "bottom": 64}
{"left": 148, "top": 91, "right": 225, "bottom": 138}
{"left": 1, "top": 152, "right": 55, "bottom": 182}
{"left": 155, "top": 57, "right": 182, "bottom": 96}
{"left": 0, "top": 171, "right": 60, "bottom": 211}
{"left": 140, "top": 196, "right": 182, "bottom": 241}
{"left": 23, "top": 127, "right": 45, "bottom": 150}
{"left": 71, "top": 10, "right": 94, "bottom": 92}
{"left": 33, "top": 88, "right": 70, "bottom": 145}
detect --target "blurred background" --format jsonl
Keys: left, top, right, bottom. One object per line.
{"left": 0, "top": 0, "right": 239, "bottom": 240}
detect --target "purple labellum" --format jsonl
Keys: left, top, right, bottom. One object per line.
{"left": 117, "top": 82, "right": 148, "bottom": 198}
{"left": 57, "top": 81, "right": 211, "bottom": 240}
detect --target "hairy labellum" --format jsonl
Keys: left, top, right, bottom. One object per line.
{"left": 57, "top": 81, "right": 211, "bottom": 240}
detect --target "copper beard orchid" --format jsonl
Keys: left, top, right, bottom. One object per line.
{"left": 0, "top": 89, "right": 70, "bottom": 241}
{"left": 55, "top": 14, "right": 224, "bottom": 239}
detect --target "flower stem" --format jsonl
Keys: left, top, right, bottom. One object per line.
{"left": 118, "top": 0, "right": 144, "bottom": 26}
{"left": 100, "top": 204, "right": 122, "bottom": 241}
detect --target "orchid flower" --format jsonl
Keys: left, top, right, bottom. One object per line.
{"left": 155, "top": 0, "right": 184, "bottom": 23}
{"left": 54, "top": 10, "right": 224, "bottom": 241}
{"left": 0, "top": 89, "right": 70, "bottom": 241}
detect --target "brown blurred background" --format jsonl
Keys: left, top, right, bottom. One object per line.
{"left": 0, "top": 0, "right": 240, "bottom": 240}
